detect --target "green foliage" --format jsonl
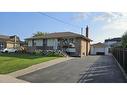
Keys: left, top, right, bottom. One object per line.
{"left": 31, "top": 50, "right": 64, "bottom": 57}
{"left": 32, "top": 50, "right": 42, "bottom": 55}
{"left": 121, "top": 31, "right": 127, "bottom": 48}
{"left": 46, "top": 51, "right": 64, "bottom": 57}
{"left": 33, "top": 31, "right": 48, "bottom": 37}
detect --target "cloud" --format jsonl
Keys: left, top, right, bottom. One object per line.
{"left": 72, "top": 12, "right": 127, "bottom": 38}
{"left": 93, "top": 12, "right": 123, "bottom": 23}
{"left": 102, "top": 13, "right": 127, "bottom": 29}
{"left": 93, "top": 12, "right": 127, "bottom": 36}
{"left": 71, "top": 12, "right": 89, "bottom": 21}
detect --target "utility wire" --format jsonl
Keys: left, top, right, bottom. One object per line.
{"left": 38, "top": 12, "right": 82, "bottom": 29}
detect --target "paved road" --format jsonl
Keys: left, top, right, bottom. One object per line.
{"left": 17, "top": 56, "right": 127, "bottom": 83}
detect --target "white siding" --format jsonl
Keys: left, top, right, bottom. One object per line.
{"left": 105, "top": 41, "right": 117, "bottom": 46}
{"left": 105, "top": 47, "right": 109, "bottom": 55}
{"left": 28, "top": 40, "right": 32, "bottom": 47}
{"left": 47, "top": 39, "right": 58, "bottom": 49}
{"left": 90, "top": 46, "right": 109, "bottom": 55}
{"left": 34, "top": 40, "right": 43, "bottom": 46}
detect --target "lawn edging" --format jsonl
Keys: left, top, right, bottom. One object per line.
{"left": 111, "top": 54, "right": 127, "bottom": 81}
{"left": 9, "top": 57, "right": 74, "bottom": 77}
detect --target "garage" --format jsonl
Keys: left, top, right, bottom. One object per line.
{"left": 90, "top": 42, "right": 109, "bottom": 55}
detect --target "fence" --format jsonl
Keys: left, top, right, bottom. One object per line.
{"left": 111, "top": 48, "right": 127, "bottom": 73}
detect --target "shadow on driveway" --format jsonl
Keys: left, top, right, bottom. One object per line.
{"left": 78, "top": 56, "right": 127, "bottom": 83}
{"left": 17, "top": 55, "right": 127, "bottom": 83}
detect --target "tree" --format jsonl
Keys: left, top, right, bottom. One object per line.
{"left": 121, "top": 31, "right": 127, "bottom": 48}
{"left": 33, "top": 31, "right": 48, "bottom": 37}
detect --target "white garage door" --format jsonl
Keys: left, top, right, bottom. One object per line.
{"left": 94, "top": 48, "right": 105, "bottom": 52}
{"left": 93, "top": 47, "right": 105, "bottom": 55}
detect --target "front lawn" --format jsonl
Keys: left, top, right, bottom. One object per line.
{"left": 0, "top": 53, "right": 58, "bottom": 74}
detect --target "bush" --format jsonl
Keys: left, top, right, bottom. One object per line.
{"left": 46, "top": 51, "right": 64, "bottom": 57}
{"left": 31, "top": 50, "right": 64, "bottom": 57}
{"left": 122, "top": 31, "right": 127, "bottom": 48}
{"left": 32, "top": 50, "right": 42, "bottom": 55}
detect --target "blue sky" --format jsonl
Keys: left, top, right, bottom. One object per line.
{"left": 0, "top": 12, "right": 127, "bottom": 43}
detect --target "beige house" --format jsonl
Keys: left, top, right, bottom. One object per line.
{"left": 26, "top": 27, "right": 92, "bottom": 56}
{"left": 0, "top": 35, "right": 21, "bottom": 50}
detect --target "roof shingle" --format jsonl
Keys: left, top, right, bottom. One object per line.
{"left": 26, "top": 32, "right": 92, "bottom": 41}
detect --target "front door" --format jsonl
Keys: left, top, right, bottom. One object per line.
{"left": 43, "top": 39, "right": 47, "bottom": 50}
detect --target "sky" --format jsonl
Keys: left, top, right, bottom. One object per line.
{"left": 0, "top": 12, "right": 127, "bottom": 43}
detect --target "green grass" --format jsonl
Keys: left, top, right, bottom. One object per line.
{"left": 0, "top": 53, "right": 58, "bottom": 74}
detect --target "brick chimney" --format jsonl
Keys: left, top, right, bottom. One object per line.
{"left": 86, "top": 25, "right": 89, "bottom": 37}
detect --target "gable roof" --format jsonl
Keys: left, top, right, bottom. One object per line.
{"left": 91, "top": 42, "right": 108, "bottom": 48}
{"left": 0, "top": 34, "right": 21, "bottom": 42}
{"left": 25, "top": 32, "right": 92, "bottom": 41}
{"left": 0, "top": 35, "right": 10, "bottom": 39}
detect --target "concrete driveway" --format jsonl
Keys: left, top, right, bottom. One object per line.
{"left": 17, "top": 55, "right": 127, "bottom": 83}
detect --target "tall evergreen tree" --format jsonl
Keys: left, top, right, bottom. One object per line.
{"left": 121, "top": 31, "right": 127, "bottom": 48}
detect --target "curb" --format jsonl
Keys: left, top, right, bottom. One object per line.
{"left": 111, "top": 54, "right": 127, "bottom": 81}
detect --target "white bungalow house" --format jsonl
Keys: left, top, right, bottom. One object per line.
{"left": 25, "top": 27, "right": 92, "bottom": 57}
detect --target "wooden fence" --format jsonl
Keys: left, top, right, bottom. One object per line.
{"left": 111, "top": 48, "right": 127, "bottom": 72}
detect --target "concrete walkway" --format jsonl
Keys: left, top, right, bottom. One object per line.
{"left": 17, "top": 55, "right": 127, "bottom": 83}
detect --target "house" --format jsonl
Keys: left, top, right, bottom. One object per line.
{"left": 90, "top": 42, "right": 109, "bottom": 55}
{"left": 25, "top": 26, "right": 92, "bottom": 57}
{"left": 104, "top": 37, "right": 122, "bottom": 53}
{"left": 90, "top": 37, "right": 122, "bottom": 55}
{"left": 105, "top": 37, "right": 121, "bottom": 47}
{"left": 0, "top": 35, "right": 21, "bottom": 50}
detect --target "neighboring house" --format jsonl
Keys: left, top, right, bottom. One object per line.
{"left": 105, "top": 37, "right": 121, "bottom": 47}
{"left": 90, "top": 42, "right": 109, "bottom": 55}
{"left": 0, "top": 35, "right": 21, "bottom": 50}
{"left": 104, "top": 37, "right": 122, "bottom": 53}
{"left": 25, "top": 27, "right": 92, "bottom": 56}
{"left": 90, "top": 37, "right": 122, "bottom": 55}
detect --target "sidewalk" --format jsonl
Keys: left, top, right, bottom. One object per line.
{"left": 0, "top": 75, "right": 28, "bottom": 83}
{"left": 9, "top": 57, "right": 73, "bottom": 78}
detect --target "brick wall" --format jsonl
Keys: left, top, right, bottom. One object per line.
{"left": 75, "top": 38, "right": 81, "bottom": 56}
{"left": 80, "top": 39, "right": 86, "bottom": 56}
{"left": 80, "top": 39, "right": 90, "bottom": 56}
